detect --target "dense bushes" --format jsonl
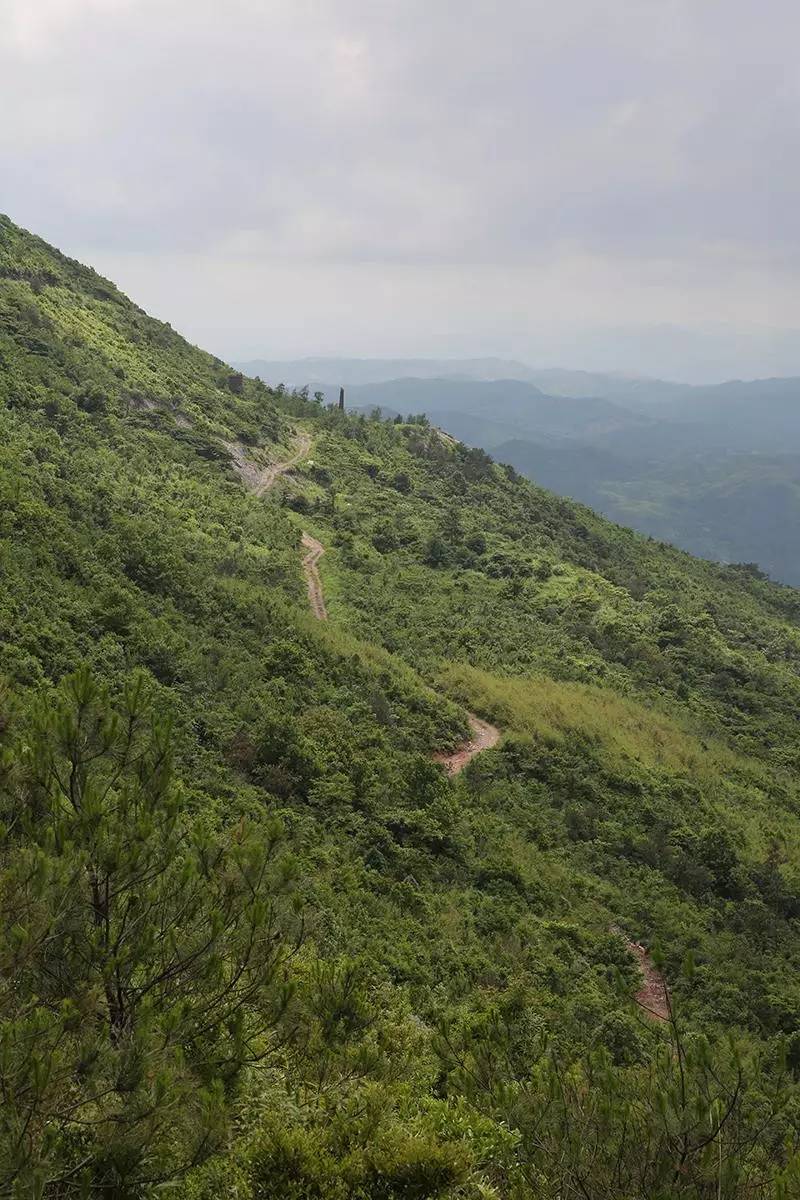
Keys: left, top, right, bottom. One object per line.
{"left": 4, "top": 215, "right": 800, "bottom": 1195}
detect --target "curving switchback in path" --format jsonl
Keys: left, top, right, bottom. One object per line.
{"left": 226, "top": 429, "right": 326, "bottom": 617}
{"left": 227, "top": 429, "right": 312, "bottom": 496}
{"left": 295, "top": 533, "right": 498, "bottom": 770}
{"left": 434, "top": 713, "right": 501, "bottom": 776}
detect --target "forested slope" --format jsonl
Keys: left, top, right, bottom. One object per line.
{"left": 282, "top": 370, "right": 800, "bottom": 586}
{"left": 2, "top": 215, "right": 800, "bottom": 1198}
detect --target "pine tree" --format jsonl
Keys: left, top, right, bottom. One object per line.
{"left": 0, "top": 669, "right": 299, "bottom": 1197}
{"left": 434, "top": 984, "right": 800, "bottom": 1198}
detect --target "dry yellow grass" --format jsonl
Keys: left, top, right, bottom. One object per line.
{"left": 438, "top": 661, "right": 737, "bottom": 778}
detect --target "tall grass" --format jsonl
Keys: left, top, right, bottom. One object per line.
{"left": 437, "top": 661, "right": 738, "bottom": 777}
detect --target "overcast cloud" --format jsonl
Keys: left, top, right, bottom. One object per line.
{"left": 2, "top": 0, "right": 799, "bottom": 380}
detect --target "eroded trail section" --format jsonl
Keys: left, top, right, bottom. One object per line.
{"left": 621, "top": 934, "right": 669, "bottom": 1022}
{"left": 227, "top": 430, "right": 311, "bottom": 496}
{"left": 301, "top": 533, "right": 327, "bottom": 621}
{"left": 434, "top": 714, "right": 501, "bottom": 776}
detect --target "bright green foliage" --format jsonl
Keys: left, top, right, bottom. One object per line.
{"left": 3, "top": 215, "right": 800, "bottom": 1196}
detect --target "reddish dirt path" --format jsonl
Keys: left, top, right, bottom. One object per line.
{"left": 301, "top": 533, "right": 327, "bottom": 621}
{"left": 618, "top": 933, "right": 669, "bottom": 1022}
{"left": 226, "top": 430, "right": 311, "bottom": 496}
{"left": 434, "top": 714, "right": 501, "bottom": 775}
{"left": 226, "top": 431, "right": 328, "bottom": 617}
{"left": 294, "top": 540, "right": 500, "bottom": 770}
{"left": 227, "top": 431, "right": 500, "bottom": 765}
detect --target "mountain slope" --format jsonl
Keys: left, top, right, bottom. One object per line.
{"left": 3, "top": 216, "right": 800, "bottom": 1197}
{"left": 313, "top": 370, "right": 800, "bottom": 584}
{"left": 493, "top": 435, "right": 800, "bottom": 586}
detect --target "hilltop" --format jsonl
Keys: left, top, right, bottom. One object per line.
{"left": 2, "top": 215, "right": 800, "bottom": 1197}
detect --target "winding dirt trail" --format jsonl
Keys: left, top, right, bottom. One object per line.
{"left": 617, "top": 932, "right": 669, "bottom": 1022}
{"left": 227, "top": 429, "right": 312, "bottom": 495}
{"left": 434, "top": 714, "right": 501, "bottom": 776}
{"left": 232, "top": 429, "right": 652, "bottom": 1010}
{"left": 227, "top": 429, "right": 328, "bottom": 619}
{"left": 226, "top": 429, "right": 500, "bottom": 771}
{"left": 295, "top": 532, "right": 498, "bottom": 767}
{"left": 301, "top": 533, "right": 328, "bottom": 621}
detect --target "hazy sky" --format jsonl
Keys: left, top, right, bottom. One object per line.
{"left": 2, "top": 0, "right": 799, "bottom": 381}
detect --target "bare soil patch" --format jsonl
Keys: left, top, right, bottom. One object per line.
{"left": 301, "top": 533, "right": 327, "bottom": 621}
{"left": 618, "top": 933, "right": 670, "bottom": 1022}
{"left": 226, "top": 429, "right": 311, "bottom": 496}
{"left": 434, "top": 714, "right": 501, "bottom": 775}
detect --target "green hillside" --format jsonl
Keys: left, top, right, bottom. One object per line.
{"left": 493, "top": 437, "right": 800, "bottom": 588}
{"left": 2, "top": 214, "right": 800, "bottom": 1197}
{"left": 287, "top": 371, "right": 800, "bottom": 587}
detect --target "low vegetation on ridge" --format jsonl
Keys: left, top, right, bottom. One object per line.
{"left": 2, "top": 214, "right": 800, "bottom": 1197}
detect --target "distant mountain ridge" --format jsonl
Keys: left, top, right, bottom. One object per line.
{"left": 235, "top": 357, "right": 800, "bottom": 583}
{"left": 6, "top": 216, "right": 800, "bottom": 1194}
{"left": 234, "top": 355, "right": 538, "bottom": 386}
{"left": 234, "top": 354, "right": 800, "bottom": 413}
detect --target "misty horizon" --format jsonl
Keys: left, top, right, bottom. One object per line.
{"left": 230, "top": 347, "right": 800, "bottom": 390}
{"left": 3, "top": 1, "right": 799, "bottom": 385}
